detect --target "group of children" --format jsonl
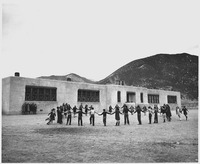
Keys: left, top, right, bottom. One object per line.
{"left": 45, "top": 103, "right": 189, "bottom": 126}
{"left": 175, "top": 105, "right": 189, "bottom": 121}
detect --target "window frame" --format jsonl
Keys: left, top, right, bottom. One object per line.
{"left": 77, "top": 89, "right": 100, "bottom": 102}
{"left": 117, "top": 91, "right": 121, "bottom": 103}
{"left": 167, "top": 95, "right": 177, "bottom": 104}
{"left": 148, "top": 94, "right": 159, "bottom": 104}
{"left": 126, "top": 92, "right": 136, "bottom": 103}
{"left": 140, "top": 92, "right": 143, "bottom": 103}
{"left": 25, "top": 85, "right": 57, "bottom": 101}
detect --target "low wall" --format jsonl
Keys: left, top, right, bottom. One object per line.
{"left": 181, "top": 100, "right": 198, "bottom": 110}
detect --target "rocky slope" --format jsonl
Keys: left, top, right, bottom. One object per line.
{"left": 39, "top": 53, "right": 198, "bottom": 100}
{"left": 98, "top": 53, "right": 198, "bottom": 100}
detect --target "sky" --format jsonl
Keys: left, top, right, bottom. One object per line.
{"left": 1, "top": 0, "right": 200, "bottom": 82}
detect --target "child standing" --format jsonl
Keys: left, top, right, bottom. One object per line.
{"left": 147, "top": 106, "right": 153, "bottom": 124}
{"left": 85, "top": 104, "right": 89, "bottom": 116}
{"left": 109, "top": 105, "right": 113, "bottom": 113}
{"left": 57, "top": 107, "right": 63, "bottom": 124}
{"left": 111, "top": 105, "right": 123, "bottom": 126}
{"left": 166, "top": 104, "right": 172, "bottom": 122}
{"left": 154, "top": 105, "right": 159, "bottom": 123}
{"left": 176, "top": 106, "right": 182, "bottom": 121}
{"left": 89, "top": 105, "right": 96, "bottom": 126}
{"left": 161, "top": 105, "right": 166, "bottom": 123}
{"left": 98, "top": 109, "right": 111, "bottom": 126}
{"left": 72, "top": 105, "right": 77, "bottom": 118}
{"left": 142, "top": 106, "right": 147, "bottom": 116}
{"left": 66, "top": 108, "right": 72, "bottom": 125}
{"left": 122, "top": 104, "right": 131, "bottom": 125}
{"left": 76, "top": 109, "right": 86, "bottom": 126}
{"left": 134, "top": 105, "right": 144, "bottom": 125}
{"left": 64, "top": 104, "right": 67, "bottom": 118}
{"left": 129, "top": 105, "right": 135, "bottom": 115}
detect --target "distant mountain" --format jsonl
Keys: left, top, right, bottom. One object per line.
{"left": 38, "top": 53, "right": 198, "bottom": 100}
{"left": 98, "top": 53, "right": 198, "bottom": 100}
{"left": 39, "top": 73, "right": 95, "bottom": 83}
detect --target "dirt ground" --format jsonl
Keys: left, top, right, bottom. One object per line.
{"left": 2, "top": 110, "right": 198, "bottom": 163}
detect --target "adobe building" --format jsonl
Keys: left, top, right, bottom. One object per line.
{"left": 2, "top": 74, "right": 181, "bottom": 115}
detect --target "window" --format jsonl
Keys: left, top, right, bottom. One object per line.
{"left": 127, "top": 92, "right": 136, "bottom": 103}
{"left": 25, "top": 86, "right": 57, "bottom": 101}
{"left": 117, "top": 91, "right": 121, "bottom": 102}
{"left": 167, "top": 95, "right": 177, "bottom": 104}
{"left": 148, "top": 94, "right": 159, "bottom": 103}
{"left": 78, "top": 89, "right": 99, "bottom": 102}
{"left": 140, "top": 93, "right": 143, "bottom": 103}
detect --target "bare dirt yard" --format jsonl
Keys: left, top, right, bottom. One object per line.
{"left": 2, "top": 110, "right": 198, "bottom": 163}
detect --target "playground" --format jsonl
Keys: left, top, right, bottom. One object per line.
{"left": 2, "top": 109, "right": 198, "bottom": 162}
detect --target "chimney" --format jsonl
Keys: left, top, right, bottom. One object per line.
{"left": 15, "top": 72, "right": 20, "bottom": 77}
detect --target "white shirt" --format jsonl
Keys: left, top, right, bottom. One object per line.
{"left": 91, "top": 109, "right": 95, "bottom": 115}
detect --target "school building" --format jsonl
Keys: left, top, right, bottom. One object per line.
{"left": 2, "top": 74, "right": 181, "bottom": 115}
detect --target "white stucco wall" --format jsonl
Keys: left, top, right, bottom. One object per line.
{"left": 2, "top": 77, "right": 11, "bottom": 114}
{"left": 2, "top": 76, "right": 108, "bottom": 114}
{"left": 2, "top": 76, "right": 181, "bottom": 114}
{"left": 105, "top": 85, "right": 181, "bottom": 109}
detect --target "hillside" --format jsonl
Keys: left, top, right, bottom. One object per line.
{"left": 39, "top": 73, "right": 95, "bottom": 84}
{"left": 98, "top": 53, "right": 198, "bottom": 100}
{"left": 39, "top": 53, "right": 198, "bottom": 100}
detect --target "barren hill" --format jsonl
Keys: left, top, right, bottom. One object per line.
{"left": 98, "top": 53, "right": 198, "bottom": 100}
{"left": 39, "top": 53, "right": 198, "bottom": 100}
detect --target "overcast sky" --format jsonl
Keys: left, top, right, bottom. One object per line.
{"left": 1, "top": 0, "right": 200, "bottom": 82}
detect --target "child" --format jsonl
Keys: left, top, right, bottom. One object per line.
{"left": 57, "top": 106, "right": 63, "bottom": 124}
{"left": 63, "top": 105, "right": 67, "bottom": 118}
{"left": 142, "top": 106, "right": 147, "bottom": 116}
{"left": 182, "top": 106, "right": 189, "bottom": 121}
{"left": 165, "top": 104, "right": 172, "bottom": 122}
{"left": 147, "top": 106, "right": 153, "bottom": 124}
{"left": 85, "top": 104, "right": 89, "bottom": 116}
{"left": 72, "top": 105, "right": 77, "bottom": 118}
{"left": 45, "top": 109, "right": 51, "bottom": 121}
{"left": 134, "top": 105, "right": 144, "bottom": 125}
{"left": 66, "top": 108, "right": 72, "bottom": 125}
{"left": 76, "top": 109, "right": 86, "bottom": 126}
{"left": 79, "top": 103, "right": 84, "bottom": 111}
{"left": 154, "top": 105, "right": 159, "bottom": 123}
{"left": 46, "top": 108, "right": 56, "bottom": 125}
{"left": 89, "top": 105, "right": 96, "bottom": 126}
{"left": 109, "top": 105, "right": 113, "bottom": 113}
{"left": 176, "top": 106, "right": 182, "bottom": 121}
{"left": 111, "top": 105, "right": 123, "bottom": 126}
{"left": 98, "top": 109, "right": 111, "bottom": 126}
{"left": 129, "top": 105, "right": 135, "bottom": 115}
{"left": 122, "top": 104, "right": 131, "bottom": 125}
{"left": 160, "top": 105, "right": 166, "bottom": 123}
